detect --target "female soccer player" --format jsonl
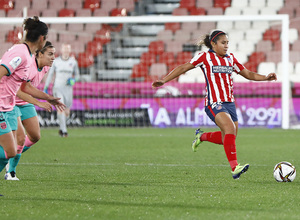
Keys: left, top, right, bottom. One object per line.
{"left": 0, "top": 16, "right": 64, "bottom": 176}
{"left": 5, "top": 42, "right": 56, "bottom": 180}
{"left": 44, "top": 43, "right": 80, "bottom": 137}
{"left": 152, "top": 30, "right": 277, "bottom": 179}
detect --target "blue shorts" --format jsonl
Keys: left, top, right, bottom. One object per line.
{"left": 205, "top": 102, "right": 238, "bottom": 123}
{"left": 0, "top": 108, "right": 18, "bottom": 135}
{"left": 16, "top": 104, "right": 37, "bottom": 121}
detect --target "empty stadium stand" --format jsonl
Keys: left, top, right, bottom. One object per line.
{"left": 0, "top": 0, "right": 300, "bottom": 83}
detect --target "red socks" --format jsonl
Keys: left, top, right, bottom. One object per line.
{"left": 200, "top": 131, "right": 223, "bottom": 145}
{"left": 200, "top": 132, "right": 238, "bottom": 171}
{"left": 223, "top": 134, "right": 238, "bottom": 171}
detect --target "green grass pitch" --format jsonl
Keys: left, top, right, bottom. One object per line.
{"left": 0, "top": 127, "right": 300, "bottom": 220}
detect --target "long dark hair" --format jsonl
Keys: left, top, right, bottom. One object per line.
{"left": 23, "top": 16, "right": 48, "bottom": 43}
{"left": 196, "top": 30, "right": 226, "bottom": 49}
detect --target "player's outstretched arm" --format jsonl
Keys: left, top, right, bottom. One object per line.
{"left": 17, "top": 89, "right": 53, "bottom": 112}
{"left": 20, "top": 81, "right": 66, "bottom": 111}
{"left": 152, "top": 63, "right": 195, "bottom": 88}
{"left": 239, "top": 69, "right": 277, "bottom": 81}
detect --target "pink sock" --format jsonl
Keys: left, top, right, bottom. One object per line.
{"left": 223, "top": 134, "right": 238, "bottom": 171}
{"left": 17, "top": 145, "right": 24, "bottom": 154}
{"left": 24, "top": 136, "right": 35, "bottom": 148}
{"left": 200, "top": 131, "right": 223, "bottom": 145}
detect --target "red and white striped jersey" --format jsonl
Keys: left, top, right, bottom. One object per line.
{"left": 189, "top": 49, "right": 245, "bottom": 106}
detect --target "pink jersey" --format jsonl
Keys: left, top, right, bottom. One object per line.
{"left": 190, "top": 50, "right": 245, "bottom": 106}
{"left": 0, "top": 44, "right": 36, "bottom": 111}
{"left": 15, "top": 58, "right": 50, "bottom": 106}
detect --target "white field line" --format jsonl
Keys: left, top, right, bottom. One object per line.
{"left": 19, "top": 162, "right": 268, "bottom": 167}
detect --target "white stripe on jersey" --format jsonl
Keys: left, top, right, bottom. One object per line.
{"left": 208, "top": 53, "right": 221, "bottom": 103}
{"left": 189, "top": 50, "right": 244, "bottom": 106}
{"left": 206, "top": 53, "right": 216, "bottom": 104}
{"left": 215, "top": 55, "right": 228, "bottom": 103}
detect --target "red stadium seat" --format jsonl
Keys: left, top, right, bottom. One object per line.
{"left": 179, "top": 0, "right": 196, "bottom": 11}
{"left": 84, "top": 0, "right": 100, "bottom": 11}
{"left": 176, "top": 51, "right": 192, "bottom": 63}
{"left": 6, "top": 29, "right": 22, "bottom": 44}
{"left": 94, "top": 28, "right": 111, "bottom": 45}
{"left": 214, "top": 0, "right": 231, "bottom": 10}
{"left": 158, "top": 52, "right": 175, "bottom": 66}
{"left": 165, "top": 22, "right": 181, "bottom": 33}
{"left": 0, "top": 0, "right": 13, "bottom": 12}
{"left": 140, "top": 52, "right": 157, "bottom": 66}
{"left": 189, "top": 7, "right": 206, "bottom": 15}
{"left": 131, "top": 64, "right": 149, "bottom": 79}
{"left": 248, "top": 52, "right": 266, "bottom": 63}
{"left": 86, "top": 40, "right": 103, "bottom": 56}
{"left": 243, "top": 61, "right": 258, "bottom": 72}
{"left": 58, "top": 9, "right": 75, "bottom": 17}
{"left": 110, "top": 8, "right": 127, "bottom": 16}
{"left": 148, "top": 40, "right": 165, "bottom": 55}
{"left": 77, "top": 52, "right": 94, "bottom": 68}
{"left": 263, "top": 29, "right": 280, "bottom": 43}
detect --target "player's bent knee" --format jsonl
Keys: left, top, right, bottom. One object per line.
{"left": 30, "top": 135, "right": 40, "bottom": 143}
{"left": 17, "top": 136, "right": 26, "bottom": 147}
{"left": 6, "top": 149, "right": 17, "bottom": 158}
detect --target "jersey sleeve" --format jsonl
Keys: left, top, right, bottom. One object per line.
{"left": 189, "top": 52, "right": 205, "bottom": 67}
{"left": 230, "top": 53, "right": 245, "bottom": 74}
{"left": 0, "top": 47, "right": 26, "bottom": 76}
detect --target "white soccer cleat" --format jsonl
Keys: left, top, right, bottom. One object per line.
{"left": 5, "top": 162, "right": 9, "bottom": 173}
{"left": 4, "top": 171, "right": 19, "bottom": 181}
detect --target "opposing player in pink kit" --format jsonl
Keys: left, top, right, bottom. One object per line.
{"left": 5, "top": 41, "right": 56, "bottom": 180}
{"left": 0, "top": 17, "right": 65, "bottom": 179}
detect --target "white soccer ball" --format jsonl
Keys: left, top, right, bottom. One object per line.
{"left": 273, "top": 161, "right": 296, "bottom": 182}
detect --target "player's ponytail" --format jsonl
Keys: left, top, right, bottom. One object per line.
{"left": 23, "top": 16, "right": 48, "bottom": 43}
{"left": 196, "top": 34, "right": 212, "bottom": 49}
{"left": 196, "top": 30, "right": 226, "bottom": 50}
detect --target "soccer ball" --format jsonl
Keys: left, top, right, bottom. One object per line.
{"left": 273, "top": 161, "right": 296, "bottom": 182}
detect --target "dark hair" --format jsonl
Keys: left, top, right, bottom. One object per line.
{"left": 36, "top": 41, "right": 54, "bottom": 57}
{"left": 196, "top": 30, "right": 227, "bottom": 49}
{"left": 23, "top": 16, "right": 48, "bottom": 43}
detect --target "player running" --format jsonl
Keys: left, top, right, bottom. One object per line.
{"left": 5, "top": 41, "right": 56, "bottom": 180}
{"left": 152, "top": 30, "right": 277, "bottom": 179}
{"left": 44, "top": 43, "right": 80, "bottom": 137}
{"left": 0, "top": 16, "right": 65, "bottom": 177}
